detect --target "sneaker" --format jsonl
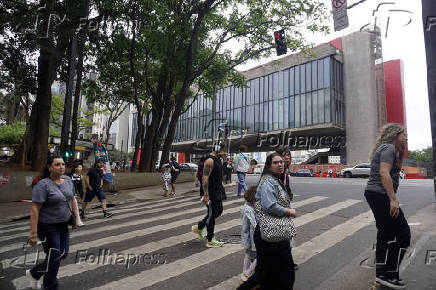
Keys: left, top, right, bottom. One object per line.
{"left": 191, "top": 225, "right": 205, "bottom": 240}
{"left": 240, "top": 273, "right": 249, "bottom": 282}
{"left": 26, "top": 269, "right": 41, "bottom": 289}
{"left": 375, "top": 275, "right": 405, "bottom": 289}
{"left": 294, "top": 264, "right": 299, "bottom": 271}
{"left": 103, "top": 212, "right": 113, "bottom": 218}
{"left": 206, "top": 238, "right": 224, "bottom": 248}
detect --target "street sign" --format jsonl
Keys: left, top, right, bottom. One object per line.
{"left": 332, "top": 0, "right": 349, "bottom": 31}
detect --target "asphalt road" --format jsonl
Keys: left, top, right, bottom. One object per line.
{"left": 1, "top": 176, "right": 435, "bottom": 289}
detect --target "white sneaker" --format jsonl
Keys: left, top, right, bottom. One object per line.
{"left": 26, "top": 269, "right": 41, "bottom": 289}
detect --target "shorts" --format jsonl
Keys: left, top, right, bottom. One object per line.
{"left": 84, "top": 187, "right": 106, "bottom": 202}
{"left": 171, "top": 175, "right": 178, "bottom": 184}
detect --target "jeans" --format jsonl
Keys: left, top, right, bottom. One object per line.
{"left": 237, "top": 172, "right": 248, "bottom": 195}
{"left": 30, "top": 222, "right": 69, "bottom": 290}
{"left": 198, "top": 199, "right": 223, "bottom": 241}
{"left": 365, "top": 192, "right": 411, "bottom": 279}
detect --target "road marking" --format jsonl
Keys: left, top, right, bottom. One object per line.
{"left": 208, "top": 209, "right": 373, "bottom": 290}
{"left": 10, "top": 196, "right": 328, "bottom": 288}
{"left": 0, "top": 196, "right": 201, "bottom": 242}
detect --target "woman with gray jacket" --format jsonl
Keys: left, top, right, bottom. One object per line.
{"left": 238, "top": 152, "right": 297, "bottom": 290}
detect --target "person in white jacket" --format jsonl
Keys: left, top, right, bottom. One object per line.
{"left": 235, "top": 145, "right": 249, "bottom": 197}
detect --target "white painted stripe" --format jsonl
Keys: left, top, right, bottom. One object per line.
{"left": 11, "top": 196, "right": 328, "bottom": 288}
{"left": 87, "top": 198, "right": 359, "bottom": 290}
{"left": 0, "top": 196, "right": 200, "bottom": 242}
{"left": 0, "top": 194, "right": 199, "bottom": 234}
{"left": 293, "top": 210, "right": 374, "bottom": 263}
{"left": 91, "top": 244, "right": 243, "bottom": 290}
{"left": 208, "top": 208, "right": 372, "bottom": 290}
{"left": 1, "top": 198, "right": 244, "bottom": 269}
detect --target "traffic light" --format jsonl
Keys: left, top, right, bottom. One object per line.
{"left": 274, "top": 29, "right": 287, "bottom": 56}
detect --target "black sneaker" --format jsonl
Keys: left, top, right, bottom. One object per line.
{"left": 375, "top": 275, "right": 405, "bottom": 289}
{"left": 79, "top": 209, "right": 85, "bottom": 220}
{"left": 294, "top": 264, "right": 299, "bottom": 271}
{"left": 104, "top": 212, "right": 113, "bottom": 218}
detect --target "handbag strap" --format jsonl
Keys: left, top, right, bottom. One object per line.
{"left": 51, "top": 178, "right": 74, "bottom": 216}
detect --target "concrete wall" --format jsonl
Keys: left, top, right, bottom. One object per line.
{"left": 342, "top": 32, "right": 378, "bottom": 165}
{"left": 0, "top": 171, "right": 195, "bottom": 203}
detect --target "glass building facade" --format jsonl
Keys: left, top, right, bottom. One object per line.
{"left": 174, "top": 56, "right": 344, "bottom": 143}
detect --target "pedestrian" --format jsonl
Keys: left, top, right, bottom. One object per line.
{"left": 80, "top": 159, "right": 113, "bottom": 219}
{"left": 26, "top": 155, "right": 79, "bottom": 290}
{"left": 235, "top": 145, "right": 249, "bottom": 197}
{"left": 238, "top": 152, "right": 297, "bottom": 290}
{"left": 191, "top": 143, "right": 227, "bottom": 248}
{"left": 240, "top": 186, "right": 258, "bottom": 282}
{"left": 161, "top": 160, "right": 172, "bottom": 197}
{"left": 276, "top": 146, "right": 298, "bottom": 270}
{"left": 223, "top": 157, "right": 233, "bottom": 184}
{"left": 365, "top": 123, "right": 410, "bottom": 289}
{"left": 328, "top": 168, "right": 333, "bottom": 178}
{"left": 197, "top": 156, "right": 206, "bottom": 197}
{"left": 169, "top": 156, "right": 181, "bottom": 197}
{"left": 69, "top": 163, "right": 84, "bottom": 202}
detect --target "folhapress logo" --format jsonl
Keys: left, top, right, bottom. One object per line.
{"left": 425, "top": 17, "right": 436, "bottom": 32}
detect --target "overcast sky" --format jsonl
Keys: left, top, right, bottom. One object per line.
{"left": 238, "top": 0, "right": 431, "bottom": 151}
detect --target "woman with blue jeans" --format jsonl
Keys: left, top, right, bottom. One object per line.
{"left": 27, "top": 156, "right": 79, "bottom": 290}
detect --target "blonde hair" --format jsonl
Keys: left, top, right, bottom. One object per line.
{"left": 370, "top": 123, "right": 405, "bottom": 160}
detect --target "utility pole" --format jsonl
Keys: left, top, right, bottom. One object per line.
{"left": 60, "top": 38, "right": 78, "bottom": 159}
{"left": 422, "top": 0, "right": 436, "bottom": 198}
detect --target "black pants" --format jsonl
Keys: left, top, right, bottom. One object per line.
{"left": 238, "top": 224, "right": 295, "bottom": 290}
{"left": 198, "top": 199, "right": 223, "bottom": 242}
{"left": 365, "top": 192, "right": 411, "bottom": 279}
{"left": 199, "top": 178, "right": 204, "bottom": 197}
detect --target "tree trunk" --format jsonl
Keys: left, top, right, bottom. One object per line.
{"left": 70, "top": 0, "right": 90, "bottom": 162}
{"left": 32, "top": 40, "right": 57, "bottom": 171}
{"left": 131, "top": 111, "right": 143, "bottom": 172}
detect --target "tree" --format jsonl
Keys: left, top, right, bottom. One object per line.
{"left": 409, "top": 147, "right": 433, "bottom": 163}
{"left": 132, "top": 0, "right": 329, "bottom": 171}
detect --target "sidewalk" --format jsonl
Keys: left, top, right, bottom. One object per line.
{"left": 0, "top": 181, "right": 236, "bottom": 223}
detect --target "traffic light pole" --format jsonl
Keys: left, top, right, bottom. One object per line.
{"left": 422, "top": 0, "right": 436, "bottom": 199}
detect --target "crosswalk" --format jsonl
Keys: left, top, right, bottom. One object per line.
{"left": 0, "top": 190, "right": 375, "bottom": 290}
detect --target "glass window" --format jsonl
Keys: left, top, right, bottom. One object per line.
{"left": 312, "top": 61, "right": 318, "bottom": 91}
{"left": 306, "top": 93, "right": 312, "bottom": 126}
{"left": 289, "top": 96, "right": 295, "bottom": 128}
{"left": 273, "top": 72, "right": 279, "bottom": 99}
{"left": 241, "top": 106, "right": 246, "bottom": 130}
{"left": 325, "top": 89, "right": 331, "bottom": 122}
{"left": 295, "top": 66, "right": 300, "bottom": 94}
{"left": 301, "top": 93, "right": 306, "bottom": 126}
{"left": 254, "top": 78, "right": 260, "bottom": 104}
{"left": 273, "top": 99, "right": 279, "bottom": 130}
{"left": 284, "top": 98, "right": 289, "bottom": 128}
{"left": 318, "top": 89, "right": 325, "bottom": 123}
{"left": 259, "top": 77, "right": 264, "bottom": 103}
{"left": 250, "top": 80, "right": 255, "bottom": 105}
{"left": 247, "top": 106, "right": 254, "bottom": 133}
{"left": 258, "top": 103, "right": 264, "bottom": 132}
{"left": 268, "top": 74, "right": 273, "bottom": 101}
{"left": 268, "top": 101, "right": 273, "bottom": 130}
{"left": 324, "top": 57, "right": 330, "bottom": 88}
{"left": 300, "top": 64, "right": 306, "bottom": 93}
{"left": 289, "top": 67, "right": 295, "bottom": 96}
{"left": 318, "top": 59, "right": 323, "bottom": 89}
{"left": 295, "top": 95, "right": 300, "bottom": 128}
{"left": 312, "top": 91, "right": 318, "bottom": 124}
{"left": 306, "top": 62, "right": 311, "bottom": 92}
{"left": 332, "top": 89, "right": 337, "bottom": 124}
{"left": 283, "top": 69, "right": 289, "bottom": 98}
{"left": 278, "top": 99, "right": 284, "bottom": 129}
{"left": 278, "top": 71, "right": 284, "bottom": 99}
{"left": 234, "top": 87, "right": 240, "bottom": 108}
{"left": 225, "top": 87, "right": 230, "bottom": 110}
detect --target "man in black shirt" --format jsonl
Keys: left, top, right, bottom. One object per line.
{"left": 169, "top": 156, "right": 180, "bottom": 196}
{"left": 80, "top": 159, "right": 113, "bottom": 218}
{"left": 192, "top": 144, "right": 226, "bottom": 248}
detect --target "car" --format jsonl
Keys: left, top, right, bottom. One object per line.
{"left": 179, "top": 163, "right": 198, "bottom": 172}
{"left": 0, "top": 155, "right": 10, "bottom": 163}
{"left": 293, "top": 169, "right": 315, "bottom": 177}
{"left": 341, "top": 163, "right": 371, "bottom": 178}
